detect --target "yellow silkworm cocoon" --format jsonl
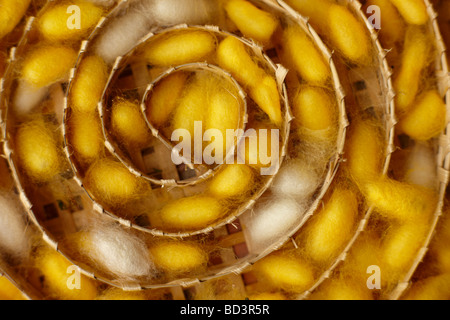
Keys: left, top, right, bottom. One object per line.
{"left": 85, "top": 159, "right": 147, "bottom": 206}
{"left": 149, "top": 241, "right": 207, "bottom": 274}
{"left": 68, "top": 112, "right": 104, "bottom": 163}
{"left": 311, "top": 278, "right": 373, "bottom": 300}
{"left": 292, "top": 86, "right": 336, "bottom": 131}
{"left": 253, "top": 253, "right": 315, "bottom": 292}
{"left": 0, "top": 0, "right": 30, "bottom": 39}
{"left": 217, "top": 36, "right": 282, "bottom": 125}
{"left": 171, "top": 76, "right": 207, "bottom": 140}
{"left": 21, "top": 46, "right": 77, "bottom": 88}
{"left": 0, "top": 277, "right": 26, "bottom": 300}
{"left": 303, "top": 188, "right": 358, "bottom": 263}
{"left": 35, "top": 248, "right": 98, "bottom": 300}
{"left": 363, "top": 177, "right": 438, "bottom": 222}
{"left": 205, "top": 84, "right": 241, "bottom": 155}
{"left": 403, "top": 274, "right": 450, "bottom": 300}
{"left": 144, "top": 30, "right": 216, "bottom": 67}
{"left": 15, "top": 121, "right": 61, "bottom": 182}
{"left": 389, "top": 0, "right": 428, "bottom": 25}
{"left": 280, "top": 25, "right": 331, "bottom": 84}
{"left": 430, "top": 215, "right": 450, "bottom": 273}
{"left": 111, "top": 98, "right": 150, "bottom": 147}
{"left": 224, "top": 0, "right": 279, "bottom": 45}
{"left": 208, "top": 164, "right": 254, "bottom": 198}
{"left": 146, "top": 72, "right": 187, "bottom": 128}
{"left": 381, "top": 222, "right": 429, "bottom": 276}
{"left": 159, "top": 195, "right": 223, "bottom": 230}
{"left": 394, "top": 26, "right": 431, "bottom": 115}
{"left": 70, "top": 55, "right": 108, "bottom": 114}
{"left": 37, "top": 1, "right": 103, "bottom": 41}
{"left": 328, "top": 4, "right": 371, "bottom": 64}
{"left": 398, "top": 90, "right": 447, "bottom": 141}
{"left": 365, "top": 0, "right": 405, "bottom": 46}
{"left": 345, "top": 120, "right": 384, "bottom": 184}
{"left": 284, "top": 0, "right": 332, "bottom": 33}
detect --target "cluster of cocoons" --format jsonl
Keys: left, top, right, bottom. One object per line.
{"left": 2, "top": 0, "right": 448, "bottom": 301}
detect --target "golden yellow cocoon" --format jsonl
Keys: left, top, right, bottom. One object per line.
{"left": 345, "top": 120, "right": 384, "bottom": 184}
{"left": 381, "top": 222, "right": 429, "bottom": 276}
{"left": 394, "top": 26, "right": 431, "bottom": 115}
{"left": 144, "top": 30, "right": 216, "bottom": 67}
{"left": 85, "top": 159, "right": 146, "bottom": 206}
{"left": 389, "top": 0, "right": 428, "bottom": 25}
{"left": 363, "top": 177, "right": 438, "bottom": 222}
{"left": 171, "top": 76, "right": 207, "bottom": 140}
{"left": 284, "top": 0, "right": 331, "bottom": 34}
{"left": 15, "top": 121, "right": 61, "bottom": 182}
{"left": 205, "top": 84, "right": 241, "bottom": 155}
{"left": 147, "top": 72, "right": 187, "bottom": 128}
{"left": 149, "top": 241, "right": 207, "bottom": 274}
{"left": 292, "top": 86, "right": 336, "bottom": 131}
{"left": 70, "top": 55, "right": 108, "bottom": 114}
{"left": 111, "top": 98, "right": 150, "bottom": 147}
{"left": 403, "top": 274, "right": 450, "bottom": 300}
{"left": 35, "top": 248, "right": 97, "bottom": 300}
{"left": 21, "top": 46, "right": 77, "bottom": 88}
{"left": 68, "top": 112, "right": 104, "bottom": 163}
{"left": 253, "top": 253, "right": 315, "bottom": 292}
{"left": 281, "top": 25, "right": 331, "bottom": 84}
{"left": 37, "top": 1, "right": 103, "bottom": 41}
{"left": 217, "top": 36, "right": 282, "bottom": 125}
{"left": 208, "top": 164, "right": 254, "bottom": 198}
{"left": 224, "top": 0, "right": 279, "bottom": 45}
{"left": 365, "top": 0, "right": 405, "bottom": 46}
{"left": 159, "top": 195, "right": 223, "bottom": 230}
{"left": 311, "top": 278, "right": 373, "bottom": 300}
{"left": 303, "top": 188, "right": 358, "bottom": 263}
{"left": 0, "top": 277, "right": 26, "bottom": 300}
{"left": 398, "top": 90, "right": 447, "bottom": 141}
{"left": 0, "top": 0, "right": 30, "bottom": 39}
{"left": 328, "top": 4, "right": 371, "bottom": 64}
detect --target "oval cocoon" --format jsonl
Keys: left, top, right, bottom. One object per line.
{"left": 224, "top": 0, "right": 279, "bottom": 45}
{"left": 146, "top": 71, "right": 187, "bottom": 128}
{"left": 303, "top": 188, "right": 358, "bottom": 263}
{"left": 149, "top": 241, "right": 207, "bottom": 274}
{"left": 15, "top": 121, "right": 61, "bottom": 182}
{"left": 38, "top": 1, "right": 103, "bottom": 41}
{"left": 253, "top": 253, "right": 315, "bottom": 292}
{"left": 84, "top": 159, "right": 146, "bottom": 206}
{"left": 68, "top": 112, "right": 104, "bottom": 164}
{"left": 35, "top": 248, "right": 98, "bottom": 300}
{"left": 390, "top": 0, "right": 428, "bottom": 25}
{"left": 293, "top": 86, "right": 336, "bottom": 131}
{"left": 398, "top": 90, "right": 446, "bottom": 141}
{"left": 0, "top": 0, "right": 30, "bottom": 39}
{"left": 21, "top": 46, "right": 77, "bottom": 88}
{"left": 159, "top": 196, "right": 223, "bottom": 230}
{"left": 144, "top": 30, "right": 216, "bottom": 67}
{"left": 111, "top": 98, "right": 150, "bottom": 147}
{"left": 70, "top": 55, "right": 108, "bottom": 114}
{"left": 281, "top": 24, "right": 331, "bottom": 84}
{"left": 208, "top": 164, "right": 254, "bottom": 198}
{"left": 328, "top": 4, "right": 371, "bottom": 64}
